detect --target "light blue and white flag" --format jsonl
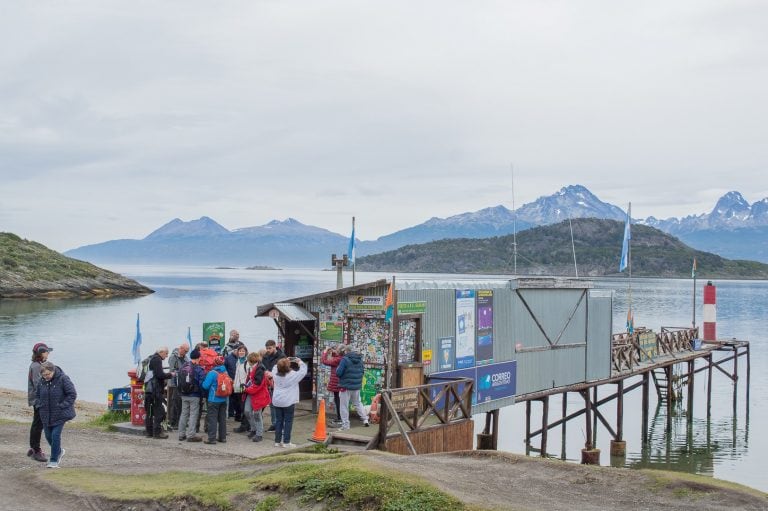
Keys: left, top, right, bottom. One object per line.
{"left": 619, "top": 203, "right": 631, "bottom": 272}
{"left": 186, "top": 326, "right": 192, "bottom": 350}
{"left": 131, "top": 313, "right": 142, "bottom": 365}
{"left": 347, "top": 223, "right": 356, "bottom": 264}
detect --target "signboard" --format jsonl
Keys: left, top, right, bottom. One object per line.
{"left": 397, "top": 301, "right": 427, "bottom": 314}
{"left": 438, "top": 337, "right": 454, "bottom": 371}
{"left": 476, "top": 361, "right": 517, "bottom": 404}
{"left": 319, "top": 321, "right": 344, "bottom": 342}
{"left": 455, "top": 290, "right": 476, "bottom": 369}
{"left": 348, "top": 295, "right": 385, "bottom": 311}
{"left": 638, "top": 330, "right": 657, "bottom": 361}
{"left": 422, "top": 349, "right": 432, "bottom": 366}
{"left": 476, "top": 290, "right": 494, "bottom": 365}
{"left": 203, "top": 322, "right": 225, "bottom": 350}
{"left": 390, "top": 388, "right": 419, "bottom": 411}
{"left": 361, "top": 367, "right": 383, "bottom": 405}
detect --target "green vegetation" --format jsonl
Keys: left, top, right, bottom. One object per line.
{"left": 85, "top": 410, "right": 130, "bottom": 430}
{"left": 0, "top": 232, "right": 152, "bottom": 298}
{"left": 642, "top": 469, "right": 768, "bottom": 501}
{"left": 356, "top": 218, "right": 768, "bottom": 279}
{"left": 45, "top": 455, "right": 471, "bottom": 511}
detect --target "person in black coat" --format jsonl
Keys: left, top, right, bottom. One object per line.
{"left": 36, "top": 361, "right": 76, "bottom": 469}
{"left": 144, "top": 347, "right": 175, "bottom": 439}
{"left": 263, "top": 339, "right": 286, "bottom": 432}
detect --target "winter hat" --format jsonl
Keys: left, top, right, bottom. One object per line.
{"left": 33, "top": 342, "right": 53, "bottom": 354}
{"left": 190, "top": 348, "right": 201, "bottom": 360}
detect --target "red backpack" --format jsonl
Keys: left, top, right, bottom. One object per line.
{"left": 199, "top": 348, "right": 218, "bottom": 373}
{"left": 215, "top": 371, "right": 234, "bottom": 397}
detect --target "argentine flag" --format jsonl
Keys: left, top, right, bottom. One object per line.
{"left": 348, "top": 223, "right": 356, "bottom": 264}
{"left": 619, "top": 204, "right": 631, "bottom": 272}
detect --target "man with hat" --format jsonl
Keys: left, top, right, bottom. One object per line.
{"left": 27, "top": 342, "right": 53, "bottom": 462}
{"left": 177, "top": 348, "right": 205, "bottom": 442}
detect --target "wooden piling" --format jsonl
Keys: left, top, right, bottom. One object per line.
{"left": 687, "top": 359, "right": 694, "bottom": 420}
{"left": 642, "top": 371, "right": 649, "bottom": 444}
{"left": 541, "top": 396, "right": 549, "bottom": 457}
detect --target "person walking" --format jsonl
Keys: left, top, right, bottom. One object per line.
{"left": 271, "top": 357, "right": 307, "bottom": 448}
{"left": 27, "top": 342, "right": 53, "bottom": 462}
{"left": 36, "top": 361, "right": 77, "bottom": 468}
{"left": 177, "top": 348, "right": 205, "bottom": 442}
{"left": 144, "top": 346, "right": 175, "bottom": 439}
{"left": 335, "top": 346, "right": 369, "bottom": 431}
{"left": 243, "top": 351, "right": 270, "bottom": 442}
{"left": 262, "top": 339, "right": 286, "bottom": 432}
{"left": 167, "top": 343, "right": 189, "bottom": 430}
{"left": 320, "top": 345, "right": 343, "bottom": 427}
{"left": 201, "top": 356, "right": 229, "bottom": 444}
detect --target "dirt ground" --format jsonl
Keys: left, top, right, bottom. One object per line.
{"left": 2, "top": 387, "right": 766, "bottom": 511}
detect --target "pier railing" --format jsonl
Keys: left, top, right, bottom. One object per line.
{"left": 611, "top": 327, "right": 698, "bottom": 372}
{"left": 375, "top": 377, "right": 474, "bottom": 455}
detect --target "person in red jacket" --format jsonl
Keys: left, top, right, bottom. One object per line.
{"left": 321, "top": 345, "right": 343, "bottom": 427}
{"left": 243, "top": 350, "right": 271, "bottom": 442}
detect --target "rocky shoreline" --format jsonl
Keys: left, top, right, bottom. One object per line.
{"left": 0, "top": 275, "right": 153, "bottom": 299}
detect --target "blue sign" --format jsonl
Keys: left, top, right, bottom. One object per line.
{"left": 476, "top": 361, "right": 517, "bottom": 404}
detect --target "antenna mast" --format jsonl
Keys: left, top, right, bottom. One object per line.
{"left": 569, "top": 216, "right": 578, "bottom": 278}
{"left": 511, "top": 164, "right": 517, "bottom": 275}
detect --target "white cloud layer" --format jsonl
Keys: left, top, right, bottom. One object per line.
{"left": 1, "top": 1, "right": 766, "bottom": 250}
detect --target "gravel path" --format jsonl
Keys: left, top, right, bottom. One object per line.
{"left": 2, "top": 387, "right": 766, "bottom": 511}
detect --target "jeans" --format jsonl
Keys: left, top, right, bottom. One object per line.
{"left": 339, "top": 389, "right": 368, "bottom": 429}
{"left": 178, "top": 395, "right": 200, "bottom": 439}
{"left": 274, "top": 404, "right": 295, "bottom": 444}
{"left": 43, "top": 423, "right": 64, "bottom": 463}
{"left": 144, "top": 392, "right": 166, "bottom": 435}
{"left": 30, "top": 406, "right": 43, "bottom": 451}
{"left": 206, "top": 401, "right": 227, "bottom": 441}
{"left": 243, "top": 398, "right": 264, "bottom": 436}
{"left": 333, "top": 391, "right": 341, "bottom": 421}
{"left": 167, "top": 386, "right": 181, "bottom": 427}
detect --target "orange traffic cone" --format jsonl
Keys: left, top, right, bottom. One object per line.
{"left": 310, "top": 398, "right": 328, "bottom": 443}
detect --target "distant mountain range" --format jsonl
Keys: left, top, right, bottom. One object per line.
{"left": 355, "top": 218, "right": 768, "bottom": 279}
{"left": 64, "top": 185, "right": 768, "bottom": 266}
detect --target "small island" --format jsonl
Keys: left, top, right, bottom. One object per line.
{"left": 0, "top": 232, "right": 153, "bottom": 299}
{"left": 245, "top": 265, "right": 280, "bottom": 270}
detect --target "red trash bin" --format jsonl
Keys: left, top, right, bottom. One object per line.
{"left": 128, "top": 369, "right": 145, "bottom": 427}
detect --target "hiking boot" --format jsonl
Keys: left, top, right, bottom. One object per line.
{"left": 154, "top": 432, "right": 169, "bottom": 439}
{"left": 27, "top": 448, "right": 34, "bottom": 457}
{"left": 144, "top": 431, "right": 153, "bottom": 438}
{"left": 233, "top": 426, "right": 247, "bottom": 433}
{"left": 247, "top": 431, "right": 256, "bottom": 439}
{"left": 204, "top": 439, "right": 216, "bottom": 445}
{"left": 187, "top": 436, "right": 203, "bottom": 442}
{"left": 217, "top": 438, "right": 227, "bottom": 443}
{"left": 266, "top": 425, "right": 276, "bottom": 432}
{"left": 178, "top": 436, "right": 187, "bottom": 442}
{"left": 252, "top": 436, "right": 263, "bottom": 442}
{"left": 32, "top": 450, "right": 48, "bottom": 462}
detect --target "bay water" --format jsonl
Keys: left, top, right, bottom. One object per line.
{"left": 0, "top": 266, "right": 765, "bottom": 491}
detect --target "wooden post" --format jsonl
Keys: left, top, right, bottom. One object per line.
{"left": 561, "top": 392, "right": 568, "bottom": 460}
{"left": 610, "top": 380, "right": 626, "bottom": 457}
{"left": 525, "top": 400, "right": 531, "bottom": 448}
{"left": 746, "top": 344, "right": 751, "bottom": 421}
{"left": 687, "top": 359, "right": 694, "bottom": 421}
{"left": 581, "top": 388, "right": 600, "bottom": 464}
{"left": 642, "top": 371, "right": 649, "bottom": 444}
{"left": 541, "top": 396, "right": 549, "bottom": 457}
{"left": 665, "top": 364, "right": 673, "bottom": 432}
{"left": 707, "top": 353, "right": 713, "bottom": 418}
{"left": 592, "top": 386, "right": 598, "bottom": 447}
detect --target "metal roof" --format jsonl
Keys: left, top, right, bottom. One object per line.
{"left": 255, "top": 279, "right": 388, "bottom": 317}
{"left": 268, "top": 303, "right": 317, "bottom": 322}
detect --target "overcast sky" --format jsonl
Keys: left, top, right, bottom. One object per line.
{"left": 2, "top": 1, "right": 766, "bottom": 251}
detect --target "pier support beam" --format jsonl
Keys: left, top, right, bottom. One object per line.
{"left": 642, "top": 371, "right": 650, "bottom": 444}
{"left": 541, "top": 396, "right": 549, "bottom": 457}
{"left": 610, "top": 380, "right": 626, "bottom": 457}
{"left": 477, "top": 409, "right": 499, "bottom": 450}
{"left": 687, "top": 359, "right": 695, "bottom": 420}
{"left": 581, "top": 388, "right": 600, "bottom": 465}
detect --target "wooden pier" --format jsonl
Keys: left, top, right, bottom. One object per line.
{"left": 493, "top": 328, "right": 750, "bottom": 464}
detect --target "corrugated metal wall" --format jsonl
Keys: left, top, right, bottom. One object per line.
{"left": 586, "top": 289, "right": 613, "bottom": 382}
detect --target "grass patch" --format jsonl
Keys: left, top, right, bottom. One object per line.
{"left": 252, "top": 495, "right": 281, "bottom": 511}
{"left": 642, "top": 469, "right": 768, "bottom": 500}
{"left": 249, "top": 443, "right": 344, "bottom": 465}
{"left": 85, "top": 410, "right": 130, "bottom": 430}
{"left": 45, "top": 469, "right": 255, "bottom": 509}
{"left": 254, "top": 455, "right": 468, "bottom": 511}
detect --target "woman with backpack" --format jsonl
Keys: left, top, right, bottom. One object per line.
{"left": 271, "top": 357, "right": 307, "bottom": 448}
{"left": 243, "top": 350, "right": 270, "bottom": 442}
{"left": 201, "top": 356, "right": 231, "bottom": 444}
{"left": 36, "top": 361, "right": 77, "bottom": 468}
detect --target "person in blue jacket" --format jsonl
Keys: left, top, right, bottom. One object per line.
{"left": 335, "top": 346, "right": 369, "bottom": 431}
{"left": 36, "top": 361, "right": 77, "bottom": 469}
{"left": 201, "top": 356, "right": 228, "bottom": 444}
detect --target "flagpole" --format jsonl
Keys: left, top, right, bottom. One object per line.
{"left": 692, "top": 258, "right": 697, "bottom": 330}
{"left": 352, "top": 216, "right": 356, "bottom": 286}
{"left": 628, "top": 203, "right": 632, "bottom": 333}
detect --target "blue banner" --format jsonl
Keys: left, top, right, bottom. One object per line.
{"left": 476, "top": 361, "right": 517, "bottom": 404}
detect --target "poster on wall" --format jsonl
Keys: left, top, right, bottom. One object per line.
{"left": 438, "top": 337, "right": 454, "bottom": 371}
{"left": 475, "top": 361, "right": 516, "bottom": 404}
{"left": 455, "top": 290, "right": 476, "bottom": 369}
{"left": 476, "top": 290, "right": 494, "bottom": 365}
{"left": 319, "top": 321, "right": 344, "bottom": 343}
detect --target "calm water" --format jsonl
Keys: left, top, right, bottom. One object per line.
{"left": 0, "top": 267, "right": 765, "bottom": 491}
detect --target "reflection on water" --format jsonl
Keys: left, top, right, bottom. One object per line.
{"left": 0, "top": 268, "right": 766, "bottom": 491}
